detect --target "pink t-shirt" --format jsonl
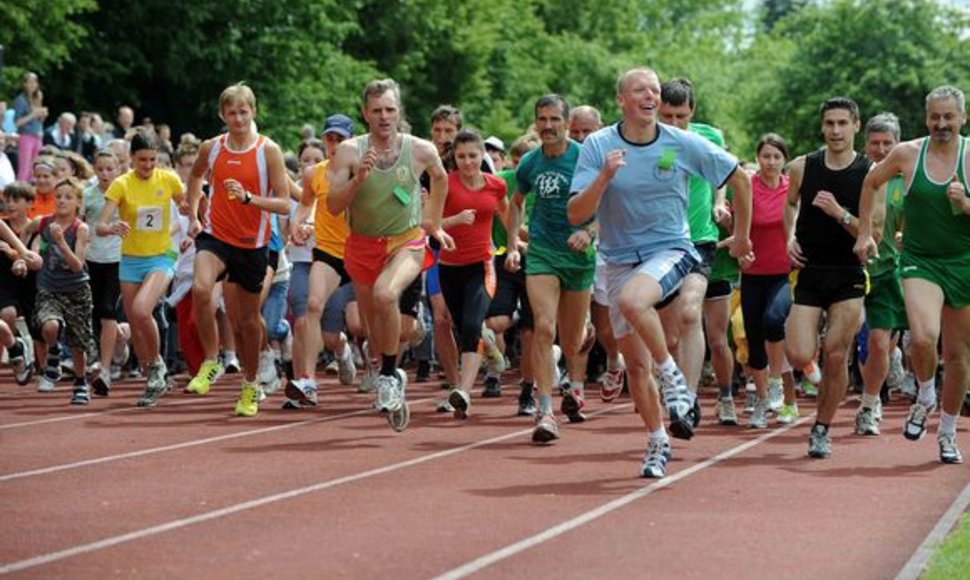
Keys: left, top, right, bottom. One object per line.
{"left": 747, "top": 172, "right": 790, "bottom": 276}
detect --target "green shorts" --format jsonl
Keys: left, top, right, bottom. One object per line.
{"left": 865, "top": 270, "right": 907, "bottom": 330}
{"left": 526, "top": 242, "right": 595, "bottom": 292}
{"left": 900, "top": 251, "right": 970, "bottom": 309}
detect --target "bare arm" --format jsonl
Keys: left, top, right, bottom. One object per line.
{"left": 95, "top": 200, "right": 128, "bottom": 237}
{"left": 855, "top": 145, "right": 912, "bottom": 261}
{"left": 784, "top": 157, "right": 806, "bottom": 268}
{"left": 326, "top": 140, "right": 366, "bottom": 214}
{"left": 567, "top": 150, "right": 624, "bottom": 225}
{"left": 250, "top": 141, "right": 292, "bottom": 215}
{"left": 186, "top": 139, "right": 215, "bottom": 236}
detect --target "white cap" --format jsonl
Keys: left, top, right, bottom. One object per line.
{"left": 484, "top": 136, "right": 505, "bottom": 152}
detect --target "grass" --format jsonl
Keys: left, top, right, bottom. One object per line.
{"left": 924, "top": 513, "right": 970, "bottom": 580}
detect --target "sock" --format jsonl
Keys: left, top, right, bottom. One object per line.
{"left": 648, "top": 426, "right": 669, "bottom": 444}
{"left": 917, "top": 377, "right": 937, "bottom": 406}
{"left": 813, "top": 421, "right": 829, "bottom": 434}
{"left": 719, "top": 385, "right": 732, "bottom": 400}
{"left": 657, "top": 355, "right": 677, "bottom": 375}
{"left": 569, "top": 380, "right": 584, "bottom": 398}
{"left": 939, "top": 412, "right": 957, "bottom": 437}
{"left": 224, "top": 349, "right": 237, "bottom": 360}
{"left": 861, "top": 393, "right": 880, "bottom": 410}
{"left": 7, "top": 339, "right": 23, "bottom": 359}
{"left": 538, "top": 393, "right": 553, "bottom": 415}
{"left": 380, "top": 354, "right": 397, "bottom": 377}
{"left": 805, "top": 361, "right": 821, "bottom": 383}
{"left": 607, "top": 355, "right": 622, "bottom": 371}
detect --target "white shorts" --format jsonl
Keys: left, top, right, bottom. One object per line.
{"left": 606, "top": 249, "right": 697, "bottom": 339}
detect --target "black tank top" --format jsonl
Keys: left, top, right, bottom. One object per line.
{"left": 795, "top": 149, "right": 871, "bottom": 267}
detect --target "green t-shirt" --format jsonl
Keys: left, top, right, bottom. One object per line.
{"left": 867, "top": 174, "right": 905, "bottom": 278}
{"left": 491, "top": 168, "right": 517, "bottom": 251}
{"left": 687, "top": 122, "right": 725, "bottom": 244}
{"left": 710, "top": 185, "right": 740, "bottom": 283}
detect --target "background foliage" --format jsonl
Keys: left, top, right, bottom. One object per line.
{"left": 3, "top": 0, "right": 969, "bottom": 158}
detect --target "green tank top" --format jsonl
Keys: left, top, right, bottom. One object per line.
{"left": 904, "top": 137, "right": 970, "bottom": 258}
{"left": 350, "top": 134, "right": 422, "bottom": 237}
{"left": 867, "top": 174, "right": 904, "bottom": 277}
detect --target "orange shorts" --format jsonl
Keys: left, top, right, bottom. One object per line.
{"left": 344, "top": 227, "right": 434, "bottom": 286}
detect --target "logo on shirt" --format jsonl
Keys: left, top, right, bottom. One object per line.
{"left": 653, "top": 148, "right": 678, "bottom": 182}
{"left": 396, "top": 166, "right": 409, "bottom": 184}
{"left": 533, "top": 171, "right": 568, "bottom": 199}
{"left": 156, "top": 189, "right": 164, "bottom": 198}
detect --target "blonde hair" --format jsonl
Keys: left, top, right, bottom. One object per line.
{"left": 219, "top": 83, "right": 257, "bottom": 113}
{"left": 55, "top": 176, "right": 85, "bottom": 204}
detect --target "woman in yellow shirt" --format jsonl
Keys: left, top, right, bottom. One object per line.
{"left": 96, "top": 132, "right": 184, "bottom": 407}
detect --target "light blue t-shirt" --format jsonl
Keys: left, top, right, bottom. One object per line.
{"left": 570, "top": 123, "right": 738, "bottom": 265}
{"left": 81, "top": 183, "right": 122, "bottom": 263}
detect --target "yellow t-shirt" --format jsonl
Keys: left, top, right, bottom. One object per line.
{"left": 312, "top": 160, "right": 350, "bottom": 258}
{"left": 105, "top": 168, "right": 183, "bottom": 257}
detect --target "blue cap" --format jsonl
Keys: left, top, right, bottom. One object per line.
{"left": 322, "top": 114, "right": 353, "bottom": 138}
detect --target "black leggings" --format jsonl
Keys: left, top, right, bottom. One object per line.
{"left": 740, "top": 273, "right": 791, "bottom": 371}
{"left": 438, "top": 261, "right": 495, "bottom": 353}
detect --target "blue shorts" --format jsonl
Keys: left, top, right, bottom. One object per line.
{"left": 426, "top": 249, "right": 442, "bottom": 297}
{"left": 119, "top": 254, "right": 175, "bottom": 284}
{"left": 289, "top": 262, "right": 311, "bottom": 318}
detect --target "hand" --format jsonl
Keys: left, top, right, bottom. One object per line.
{"left": 291, "top": 223, "right": 313, "bottom": 245}
{"left": 811, "top": 190, "right": 842, "bottom": 219}
{"left": 112, "top": 221, "right": 131, "bottom": 238}
{"left": 355, "top": 148, "right": 378, "bottom": 185}
{"left": 187, "top": 217, "right": 202, "bottom": 239}
{"left": 853, "top": 234, "right": 878, "bottom": 263}
{"left": 179, "top": 237, "right": 194, "bottom": 253}
{"left": 453, "top": 208, "right": 476, "bottom": 226}
{"left": 946, "top": 177, "right": 968, "bottom": 214}
{"left": 223, "top": 179, "right": 245, "bottom": 201}
{"left": 432, "top": 228, "right": 455, "bottom": 252}
{"left": 713, "top": 202, "right": 733, "bottom": 228}
{"left": 601, "top": 149, "right": 626, "bottom": 180}
{"left": 505, "top": 248, "right": 521, "bottom": 273}
{"left": 21, "top": 250, "right": 42, "bottom": 270}
{"left": 716, "top": 234, "right": 754, "bottom": 262}
{"left": 11, "top": 259, "right": 27, "bottom": 278}
{"left": 49, "top": 223, "right": 64, "bottom": 244}
{"left": 787, "top": 237, "right": 806, "bottom": 268}
{"left": 567, "top": 229, "right": 593, "bottom": 253}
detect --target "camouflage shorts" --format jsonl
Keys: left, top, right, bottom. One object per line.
{"left": 35, "top": 286, "right": 96, "bottom": 360}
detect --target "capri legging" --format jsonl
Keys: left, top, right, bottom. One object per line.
{"left": 438, "top": 260, "right": 496, "bottom": 353}
{"left": 740, "top": 273, "right": 791, "bottom": 371}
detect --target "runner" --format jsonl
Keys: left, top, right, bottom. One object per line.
{"left": 856, "top": 85, "right": 969, "bottom": 464}
{"left": 785, "top": 96, "right": 871, "bottom": 459}
{"left": 327, "top": 78, "right": 452, "bottom": 432}
{"left": 184, "top": 83, "right": 292, "bottom": 417}
{"left": 568, "top": 67, "right": 752, "bottom": 477}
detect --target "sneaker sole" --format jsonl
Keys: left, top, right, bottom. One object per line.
{"left": 668, "top": 413, "right": 694, "bottom": 440}
{"left": 517, "top": 405, "right": 537, "bottom": 417}
{"left": 561, "top": 394, "right": 586, "bottom": 424}
{"left": 449, "top": 391, "right": 470, "bottom": 420}
{"left": 808, "top": 450, "right": 831, "bottom": 459}
{"left": 531, "top": 425, "right": 559, "bottom": 444}
{"left": 600, "top": 387, "right": 622, "bottom": 403}
{"left": 904, "top": 426, "right": 927, "bottom": 441}
{"left": 387, "top": 402, "right": 410, "bottom": 432}
{"left": 91, "top": 377, "right": 110, "bottom": 397}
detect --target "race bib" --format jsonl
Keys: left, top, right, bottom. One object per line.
{"left": 136, "top": 206, "right": 164, "bottom": 232}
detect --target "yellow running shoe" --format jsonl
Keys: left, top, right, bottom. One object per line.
{"left": 234, "top": 382, "right": 260, "bottom": 417}
{"left": 184, "top": 359, "right": 224, "bottom": 395}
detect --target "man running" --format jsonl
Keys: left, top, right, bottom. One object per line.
{"left": 185, "top": 83, "right": 292, "bottom": 417}
{"left": 327, "top": 78, "right": 452, "bottom": 432}
{"left": 856, "top": 85, "right": 969, "bottom": 464}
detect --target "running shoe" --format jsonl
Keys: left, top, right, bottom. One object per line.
{"left": 532, "top": 413, "right": 560, "bottom": 444}
{"left": 138, "top": 361, "right": 170, "bottom": 408}
{"left": 481, "top": 328, "right": 507, "bottom": 374}
{"left": 185, "top": 359, "right": 224, "bottom": 395}
{"left": 222, "top": 352, "right": 241, "bottom": 374}
{"left": 900, "top": 374, "right": 917, "bottom": 401}
{"left": 257, "top": 349, "right": 281, "bottom": 398}
{"left": 561, "top": 389, "right": 587, "bottom": 423}
{"left": 386, "top": 369, "right": 410, "bottom": 432}
{"left": 776, "top": 403, "right": 800, "bottom": 425}
{"left": 376, "top": 373, "right": 404, "bottom": 413}
{"left": 655, "top": 363, "right": 693, "bottom": 440}
{"left": 448, "top": 388, "right": 471, "bottom": 420}
{"left": 435, "top": 398, "right": 455, "bottom": 413}
{"left": 517, "top": 382, "right": 536, "bottom": 417}
{"left": 871, "top": 398, "right": 884, "bottom": 422}
{"left": 337, "top": 344, "right": 357, "bottom": 386}
{"left": 284, "top": 378, "right": 318, "bottom": 407}
{"left": 903, "top": 401, "right": 936, "bottom": 441}
{"left": 717, "top": 397, "right": 738, "bottom": 426}
{"left": 481, "top": 374, "right": 502, "bottom": 398}
{"left": 358, "top": 370, "right": 378, "bottom": 394}
{"left": 599, "top": 368, "right": 625, "bottom": 403}
{"left": 70, "top": 383, "right": 90, "bottom": 406}
{"left": 887, "top": 346, "right": 905, "bottom": 389}
{"left": 743, "top": 386, "right": 757, "bottom": 414}
{"left": 938, "top": 434, "right": 963, "bottom": 464}
{"left": 37, "top": 366, "right": 60, "bottom": 393}
{"left": 855, "top": 406, "right": 880, "bottom": 436}
{"left": 687, "top": 394, "right": 701, "bottom": 428}
{"left": 416, "top": 360, "right": 431, "bottom": 382}
{"left": 234, "top": 382, "right": 260, "bottom": 417}
{"left": 640, "top": 439, "right": 671, "bottom": 478}
{"left": 10, "top": 337, "right": 33, "bottom": 386}
{"left": 800, "top": 378, "right": 819, "bottom": 398}
{"left": 767, "top": 377, "right": 784, "bottom": 412}
{"left": 807, "top": 424, "right": 831, "bottom": 459}
{"left": 91, "top": 366, "right": 112, "bottom": 397}
{"left": 748, "top": 397, "right": 769, "bottom": 429}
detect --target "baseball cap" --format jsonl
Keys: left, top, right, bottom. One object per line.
{"left": 484, "top": 136, "right": 505, "bottom": 152}
{"left": 322, "top": 114, "right": 354, "bottom": 138}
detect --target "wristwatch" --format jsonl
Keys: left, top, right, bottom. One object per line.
{"left": 243, "top": 191, "right": 253, "bottom": 205}
{"left": 841, "top": 210, "right": 851, "bottom": 225}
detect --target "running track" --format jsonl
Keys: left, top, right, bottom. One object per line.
{"left": 0, "top": 369, "right": 967, "bottom": 579}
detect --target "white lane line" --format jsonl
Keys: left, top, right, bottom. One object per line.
{"left": 433, "top": 413, "right": 817, "bottom": 580}
{"left": 0, "top": 404, "right": 629, "bottom": 575}
{"left": 0, "top": 396, "right": 227, "bottom": 430}
{"left": 895, "top": 481, "right": 970, "bottom": 580}
{"left": 0, "top": 398, "right": 428, "bottom": 483}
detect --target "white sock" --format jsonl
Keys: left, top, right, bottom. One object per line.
{"left": 657, "top": 355, "right": 677, "bottom": 375}
{"left": 861, "top": 393, "right": 880, "bottom": 410}
{"left": 648, "top": 426, "right": 668, "bottom": 444}
{"left": 607, "top": 355, "right": 623, "bottom": 371}
{"left": 569, "top": 380, "right": 584, "bottom": 397}
{"left": 917, "top": 377, "right": 936, "bottom": 407}
{"left": 939, "top": 412, "right": 957, "bottom": 438}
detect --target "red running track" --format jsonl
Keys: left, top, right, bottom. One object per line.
{"left": 0, "top": 369, "right": 967, "bottom": 579}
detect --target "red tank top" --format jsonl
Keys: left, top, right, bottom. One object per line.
{"left": 204, "top": 133, "right": 271, "bottom": 249}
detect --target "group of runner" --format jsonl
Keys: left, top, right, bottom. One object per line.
{"left": 1, "top": 69, "right": 968, "bottom": 479}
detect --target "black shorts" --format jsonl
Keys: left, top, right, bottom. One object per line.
{"left": 195, "top": 232, "right": 268, "bottom": 294}
{"left": 486, "top": 253, "right": 534, "bottom": 329}
{"left": 705, "top": 279, "right": 733, "bottom": 300}
{"left": 399, "top": 274, "right": 423, "bottom": 318}
{"left": 792, "top": 266, "right": 867, "bottom": 309}
{"left": 87, "top": 261, "right": 121, "bottom": 320}
{"left": 689, "top": 242, "right": 717, "bottom": 279}
{"left": 312, "top": 248, "right": 352, "bottom": 286}
{"left": 267, "top": 250, "right": 280, "bottom": 274}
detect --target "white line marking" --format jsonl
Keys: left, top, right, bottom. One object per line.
{"left": 895, "top": 481, "right": 970, "bottom": 580}
{"left": 0, "top": 405, "right": 629, "bottom": 574}
{"left": 0, "top": 396, "right": 225, "bottom": 430}
{"left": 433, "top": 413, "right": 817, "bottom": 580}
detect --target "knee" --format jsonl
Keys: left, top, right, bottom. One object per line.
{"left": 617, "top": 293, "right": 641, "bottom": 322}
{"left": 41, "top": 320, "right": 59, "bottom": 340}
{"left": 533, "top": 319, "right": 556, "bottom": 344}
{"left": 680, "top": 302, "right": 702, "bottom": 330}
{"left": 373, "top": 286, "right": 397, "bottom": 312}
{"left": 306, "top": 295, "right": 325, "bottom": 317}
{"left": 909, "top": 331, "right": 937, "bottom": 356}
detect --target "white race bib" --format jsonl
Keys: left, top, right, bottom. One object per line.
{"left": 136, "top": 206, "right": 164, "bottom": 232}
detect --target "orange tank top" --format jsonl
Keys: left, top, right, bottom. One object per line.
{"left": 205, "top": 133, "right": 271, "bottom": 249}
